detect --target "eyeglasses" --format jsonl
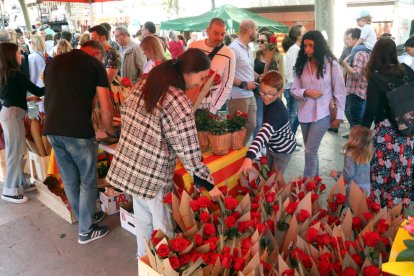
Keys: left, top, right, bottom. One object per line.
{"left": 260, "top": 90, "right": 278, "bottom": 98}
{"left": 256, "top": 39, "right": 266, "bottom": 44}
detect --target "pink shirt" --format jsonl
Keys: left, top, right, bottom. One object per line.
{"left": 168, "top": 40, "right": 184, "bottom": 58}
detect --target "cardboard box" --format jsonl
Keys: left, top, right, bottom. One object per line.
{"left": 120, "top": 201, "right": 135, "bottom": 235}
{"left": 100, "top": 189, "right": 132, "bottom": 215}
{"left": 28, "top": 151, "right": 50, "bottom": 183}
{"left": 138, "top": 255, "right": 161, "bottom": 276}
{"left": 35, "top": 180, "right": 77, "bottom": 224}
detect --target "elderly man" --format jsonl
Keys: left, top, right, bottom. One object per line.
{"left": 114, "top": 27, "right": 146, "bottom": 84}
{"left": 0, "top": 30, "right": 11, "bottom": 43}
{"left": 228, "top": 19, "right": 258, "bottom": 145}
{"left": 188, "top": 18, "right": 236, "bottom": 114}
{"left": 43, "top": 40, "right": 114, "bottom": 244}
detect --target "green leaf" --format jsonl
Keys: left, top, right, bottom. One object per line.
{"left": 396, "top": 249, "right": 414, "bottom": 262}
{"left": 404, "top": 239, "right": 414, "bottom": 249}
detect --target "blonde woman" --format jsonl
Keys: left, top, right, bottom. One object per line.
{"left": 56, "top": 39, "right": 73, "bottom": 55}
{"left": 78, "top": 32, "right": 90, "bottom": 48}
{"left": 140, "top": 35, "right": 169, "bottom": 75}
{"left": 28, "top": 34, "right": 46, "bottom": 87}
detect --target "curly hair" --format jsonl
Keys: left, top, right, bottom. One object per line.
{"left": 293, "top": 30, "right": 336, "bottom": 79}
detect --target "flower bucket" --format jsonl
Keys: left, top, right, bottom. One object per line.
{"left": 197, "top": 131, "right": 210, "bottom": 152}
{"left": 231, "top": 128, "right": 247, "bottom": 150}
{"left": 208, "top": 133, "right": 231, "bottom": 156}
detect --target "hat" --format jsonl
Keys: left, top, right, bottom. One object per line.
{"left": 357, "top": 10, "right": 371, "bottom": 19}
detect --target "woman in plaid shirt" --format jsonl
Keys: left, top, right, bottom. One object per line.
{"left": 106, "top": 48, "right": 223, "bottom": 257}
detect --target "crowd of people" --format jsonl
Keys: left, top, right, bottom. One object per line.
{"left": 0, "top": 11, "right": 413, "bottom": 257}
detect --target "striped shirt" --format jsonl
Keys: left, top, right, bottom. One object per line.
{"left": 246, "top": 98, "right": 296, "bottom": 160}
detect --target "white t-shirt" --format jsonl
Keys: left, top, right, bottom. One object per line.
{"left": 360, "top": 24, "right": 377, "bottom": 50}
{"left": 284, "top": 43, "right": 300, "bottom": 88}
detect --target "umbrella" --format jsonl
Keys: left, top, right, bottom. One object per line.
{"left": 160, "top": 4, "right": 288, "bottom": 33}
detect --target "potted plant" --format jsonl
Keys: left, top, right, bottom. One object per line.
{"left": 195, "top": 109, "right": 210, "bottom": 152}
{"left": 208, "top": 114, "right": 231, "bottom": 155}
{"left": 227, "top": 110, "right": 248, "bottom": 150}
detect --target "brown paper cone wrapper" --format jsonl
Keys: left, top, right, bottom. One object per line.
{"left": 208, "top": 133, "right": 231, "bottom": 156}
{"left": 231, "top": 128, "right": 246, "bottom": 150}
{"left": 197, "top": 131, "right": 210, "bottom": 152}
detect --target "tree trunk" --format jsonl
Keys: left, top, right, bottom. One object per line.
{"left": 211, "top": 0, "right": 215, "bottom": 10}
{"left": 314, "top": 0, "right": 333, "bottom": 47}
{"left": 18, "top": 0, "right": 32, "bottom": 32}
{"left": 65, "top": 3, "right": 79, "bottom": 32}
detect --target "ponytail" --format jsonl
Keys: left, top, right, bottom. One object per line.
{"left": 282, "top": 25, "right": 303, "bottom": 52}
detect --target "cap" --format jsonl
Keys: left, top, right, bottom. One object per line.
{"left": 357, "top": 10, "right": 371, "bottom": 19}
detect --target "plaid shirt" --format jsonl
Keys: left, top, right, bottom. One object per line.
{"left": 106, "top": 80, "right": 214, "bottom": 199}
{"left": 346, "top": 51, "right": 369, "bottom": 100}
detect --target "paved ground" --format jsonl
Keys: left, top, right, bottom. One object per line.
{"left": 0, "top": 125, "right": 350, "bottom": 276}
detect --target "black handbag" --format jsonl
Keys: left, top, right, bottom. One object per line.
{"left": 384, "top": 75, "right": 414, "bottom": 136}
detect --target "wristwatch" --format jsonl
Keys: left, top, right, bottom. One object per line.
{"left": 239, "top": 81, "right": 247, "bottom": 89}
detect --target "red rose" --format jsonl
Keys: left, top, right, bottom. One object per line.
{"left": 222, "top": 256, "right": 232, "bottom": 268}
{"left": 224, "top": 197, "right": 238, "bottom": 210}
{"left": 121, "top": 77, "right": 132, "bottom": 87}
{"left": 251, "top": 203, "right": 259, "bottom": 211}
{"left": 233, "top": 258, "right": 245, "bottom": 271}
{"left": 203, "top": 223, "right": 216, "bottom": 236}
{"left": 297, "top": 209, "right": 311, "bottom": 223}
{"left": 163, "top": 192, "right": 172, "bottom": 205}
{"left": 213, "top": 214, "right": 219, "bottom": 224}
{"left": 328, "top": 201, "right": 338, "bottom": 212}
{"left": 305, "top": 228, "right": 319, "bottom": 243}
{"left": 223, "top": 246, "right": 231, "bottom": 256}
{"left": 286, "top": 202, "right": 299, "bottom": 215}
{"left": 306, "top": 181, "right": 317, "bottom": 191}
{"left": 311, "top": 193, "right": 319, "bottom": 203}
{"left": 170, "top": 237, "right": 190, "bottom": 252}
{"left": 157, "top": 244, "right": 170, "bottom": 258}
{"left": 241, "top": 238, "right": 252, "bottom": 249}
{"left": 343, "top": 267, "right": 357, "bottom": 276}
{"left": 213, "top": 73, "right": 221, "bottom": 85}
{"left": 199, "top": 211, "right": 210, "bottom": 223}
{"left": 269, "top": 36, "right": 277, "bottom": 44}
{"left": 345, "top": 241, "right": 357, "bottom": 249}
{"left": 282, "top": 269, "right": 295, "bottom": 276}
{"left": 226, "top": 114, "right": 233, "bottom": 120}
{"left": 262, "top": 262, "right": 272, "bottom": 272}
{"left": 197, "top": 196, "right": 211, "bottom": 208}
{"left": 194, "top": 234, "right": 204, "bottom": 245}
{"left": 298, "top": 191, "right": 305, "bottom": 200}
{"left": 335, "top": 193, "right": 346, "bottom": 205}
{"left": 352, "top": 216, "right": 364, "bottom": 231}
{"left": 265, "top": 192, "right": 276, "bottom": 203}
{"left": 250, "top": 211, "right": 261, "bottom": 221}
{"left": 232, "top": 211, "right": 241, "bottom": 220}
{"left": 152, "top": 237, "right": 161, "bottom": 246}
{"left": 256, "top": 223, "right": 266, "bottom": 234}
{"left": 224, "top": 216, "right": 236, "bottom": 228}
{"left": 191, "top": 252, "right": 201, "bottom": 262}
{"left": 208, "top": 237, "right": 218, "bottom": 251}
{"left": 266, "top": 219, "right": 275, "bottom": 233}
{"left": 317, "top": 233, "right": 332, "bottom": 247}
{"left": 319, "top": 183, "right": 326, "bottom": 192}
{"left": 238, "top": 220, "right": 252, "bottom": 233}
{"left": 178, "top": 253, "right": 191, "bottom": 266}
{"left": 218, "top": 185, "right": 227, "bottom": 195}
{"left": 328, "top": 215, "right": 339, "bottom": 225}
{"left": 203, "top": 252, "right": 219, "bottom": 265}
{"left": 169, "top": 256, "right": 180, "bottom": 270}
{"left": 363, "top": 212, "right": 374, "bottom": 221}
{"left": 351, "top": 254, "right": 363, "bottom": 266}
{"left": 314, "top": 176, "right": 322, "bottom": 182}
{"left": 381, "top": 236, "right": 390, "bottom": 247}
{"left": 190, "top": 200, "right": 200, "bottom": 212}
{"left": 318, "top": 259, "right": 332, "bottom": 276}
{"left": 272, "top": 204, "right": 279, "bottom": 213}
{"left": 363, "top": 265, "right": 380, "bottom": 276}
{"left": 320, "top": 252, "right": 332, "bottom": 262}
{"left": 377, "top": 219, "right": 389, "bottom": 234}
{"left": 259, "top": 156, "right": 267, "bottom": 165}
{"left": 362, "top": 231, "right": 381, "bottom": 247}
{"left": 369, "top": 202, "right": 381, "bottom": 213}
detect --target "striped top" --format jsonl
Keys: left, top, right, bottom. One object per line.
{"left": 246, "top": 98, "right": 296, "bottom": 160}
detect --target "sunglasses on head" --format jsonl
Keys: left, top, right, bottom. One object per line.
{"left": 256, "top": 39, "right": 266, "bottom": 44}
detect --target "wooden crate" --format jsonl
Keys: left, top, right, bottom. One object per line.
{"left": 28, "top": 151, "right": 50, "bottom": 183}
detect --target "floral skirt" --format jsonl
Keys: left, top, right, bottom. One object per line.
{"left": 370, "top": 120, "right": 413, "bottom": 208}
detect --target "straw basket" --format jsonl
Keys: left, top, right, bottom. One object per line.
{"left": 231, "top": 128, "right": 246, "bottom": 150}
{"left": 208, "top": 133, "right": 231, "bottom": 155}
{"left": 197, "top": 131, "right": 210, "bottom": 152}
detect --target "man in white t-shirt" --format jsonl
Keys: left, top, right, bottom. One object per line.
{"left": 188, "top": 18, "right": 236, "bottom": 114}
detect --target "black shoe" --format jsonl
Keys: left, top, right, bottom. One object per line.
{"left": 342, "top": 134, "right": 349, "bottom": 139}
{"left": 78, "top": 224, "right": 109, "bottom": 245}
{"left": 328, "top": 128, "right": 339, "bottom": 134}
{"left": 2, "top": 194, "right": 28, "bottom": 203}
{"left": 93, "top": 211, "right": 105, "bottom": 224}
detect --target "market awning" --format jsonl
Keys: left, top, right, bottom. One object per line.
{"left": 160, "top": 4, "right": 289, "bottom": 33}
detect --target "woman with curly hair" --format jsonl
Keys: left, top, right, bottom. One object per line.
{"left": 291, "top": 30, "right": 346, "bottom": 177}
{"left": 362, "top": 38, "right": 414, "bottom": 208}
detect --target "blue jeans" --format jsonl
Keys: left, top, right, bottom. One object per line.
{"left": 345, "top": 94, "right": 366, "bottom": 128}
{"left": 348, "top": 44, "right": 371, "bottom": 65}
{"left": 284, "top": 88, "right": 299, "bottom": 134}
{"left": 300, "top": 116, "right": 330, "bottom": 177}
{"left": 253, "top": 95, "right": 263, "bottom": 137}
{"left": 0, "top": 107, "right": 26, "bottom": 196}
{"left": 48, "top": 135, "right": 98, "bottom": 234}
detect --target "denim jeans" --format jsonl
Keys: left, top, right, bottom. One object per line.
{"left": 300, "top": 116, "right": 330, "bottom": 177}
{"left": 348, "top": 45, "right": 371, "bottom": 65}
{"left": 228, "top": 96, "right": 257, "bottom": 146}
{"left": 345, "top": 94, "right": 366, "bottom": 128}
{"left": 48, "top": 135, "right": 98, "bottom": 234}
{"left": 253, "top": 95, "right": 263, "bottom": 137}
{"left": 266, "top": 148, "right": 292, "bottom": 175}
{"left": 133, "top": 189, "right": 174, "bottom": 257}
{"left": 0, "top": 107, "right": 26, "bottom": 196}
{"left": 283, "top": 88, "right": 299, "bottom": 134}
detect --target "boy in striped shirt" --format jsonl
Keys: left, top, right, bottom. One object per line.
{"left": 239, "top": 71, "right": 296, "bottom": 176}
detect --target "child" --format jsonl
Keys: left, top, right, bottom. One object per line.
{"left": 398, "top": 36, "right": 414, "bottom": 71}
{"left": 238, "top": 70, "right": 296, "bottom": 176}
{"left": 347, "top": 10, "right": 377, "bottom": 65}
{"left": 330, "top": 125, "right": 373, "bottom": 197}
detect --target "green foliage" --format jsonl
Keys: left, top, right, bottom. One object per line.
{"left": 208, "top": 114, "right": 228, "bottom": 135}
{"left": 226, "top": 111, "right": 248, "bottom": 132}
{"left": 195, "top": 109, "right": 210, "bottom": 131}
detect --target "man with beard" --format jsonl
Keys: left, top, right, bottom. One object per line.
{"left": 188, "top": 18, "right": 236, "bottom": 114}
{"left": 228, "top": 19, "right": 259, "bottom": 145}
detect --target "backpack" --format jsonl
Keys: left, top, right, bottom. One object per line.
{"left": 383, "top": 75, "right": 414, "bottom": 136}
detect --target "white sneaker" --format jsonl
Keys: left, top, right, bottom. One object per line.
{"left": 2, "top": 194, "right": 28, "bottom": 203}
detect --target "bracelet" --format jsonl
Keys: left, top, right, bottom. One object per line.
{"left": 239, "top": 81, "right": 247, "bottom": 89}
